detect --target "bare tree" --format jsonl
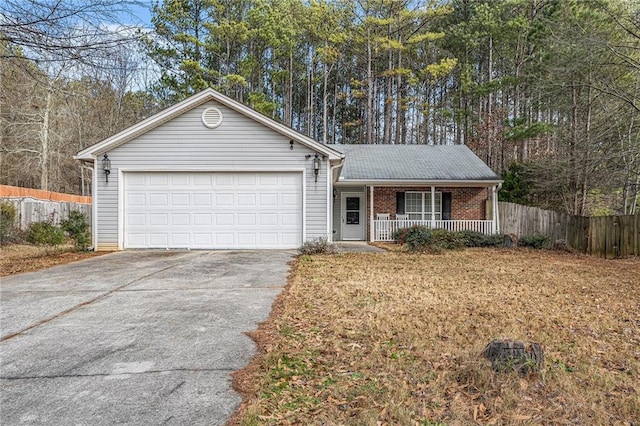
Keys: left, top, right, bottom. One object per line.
{"left": 0, "top": 0, "right": 143, "bottom": 66}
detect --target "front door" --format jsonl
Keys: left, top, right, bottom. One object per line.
{"left": 341, "top": 193, "right": 364, "bottom": 240}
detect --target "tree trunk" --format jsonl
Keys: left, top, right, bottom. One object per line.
{"left": 40, "top": 87, "right": 52, "bottom": 191}
{"left": 366, "top": 26, "right": 373, "bottom": 144}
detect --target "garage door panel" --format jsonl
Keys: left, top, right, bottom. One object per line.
{"left": 215, "top": 233, "right": 234, "bottom": 246}
{"left": 281, "top": 233, "right": 300, "bottom": 245}
{"left": 237, "top": 174, "right": 256, "bottom": 186}
{"left": 281, "top": 213, "right": 300, "bottom": 226}
{"left": 215, "top": 193, "right": 234, "bottom": 206}
{"left": 127, "top": 233, "right": 146, "bottom": 246}
{"left": 259, "top": 213, "right": 278, "bottom": 225}
{"left": 259, "top": 233, "right": 278, "bottom": 245}
{"left": 238, "top": 233, "right": 257, "bottom": 245}
{"left": 193, "top": 193, "right": 211, "bottom": 206}
{"left": 281, "top": 193, "right": 299, "bottom": 206}
{"left": 171, "top": 213, "right": 190, "bottom": 226}
{"left": 149, "top": 194, "right": 168, "bottom": 206}
{"left": 171, "top": 174, "right": 190, "bottom": 185}
{"left": 172, "top": 234, "right": 190, "bottom": 246}
{"left": 148, "top": 174, "right": 168, "bottom": 186}
{"left": 193, "top": 234, "right": 213, "bottom": 246}
{"left": 124, "top": 172, "right": 302, "bottom": 249}
{"left": 238, "top": 213, "right": 256, "bottom": 225}
{"left": 149, "top": 234, "right": 168, "bottom": 246}
{"left": 149, "top": 213, "right": 168, "bottom": 226}
{"left": 126, "top": 193, "right": 146, "bottom": 206}
{"left": 171, "top": 193, "right": 190, "bottom": 205}
{"left": 237, "top": 193, "right": 256, "bottom": 206}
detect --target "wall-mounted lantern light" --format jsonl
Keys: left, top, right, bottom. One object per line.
{"left": 289, "top": 140, "right": 294, "bottom": 150}
{"left": 333, "top": 188, "right": 337, "bottom": 199}
{"left": 102, "top": 153, "right": 111, "bottom": 183}
{"left": 313, "top": 153, "right": 320, "bottom": 182}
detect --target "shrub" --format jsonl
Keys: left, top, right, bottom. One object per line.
{"left": 395, "top": 227, "right": 504, "bottom": 252}
{"left": 26, "top": 221, "right": 65, "bottom": 247}
{"left": 458, "top": 230, "right": 503, "bottom": 247}
{"left": 61, "top": 211, "right": 91, "bottom": 250}
{"left": 0, "top": 202, "right": 17, "bottom": 244}
{"left": 430, "top": 228, "right": 466, "bottom": 250}
{"left": 519, "top": 234, "right": 551, "bottom": 249}
{"left": 298, "top": 237, "right": 338, "bottom": 255}
{"left": 393, "top": 225, "right": 434, "bottom": 252}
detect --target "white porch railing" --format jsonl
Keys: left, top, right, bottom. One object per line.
{"left": 373, "top": 220, "right": 496, "bottom": 241}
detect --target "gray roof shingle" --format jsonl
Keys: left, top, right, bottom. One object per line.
{"left": 333, "top": 144, "right": 500, "bottom": 181}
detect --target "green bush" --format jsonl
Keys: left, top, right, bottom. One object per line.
{"left": 395, "top": 227, "right": 503, "bottom": 252}
{"left": 26, "top": 221, "right": 65, "bottom": 247}
{"left": 61, "top": 211, "right": 91, "bottom": 250}
{"left": 0, "top": 202, "right": 17, "bottom": 244}
{"left": 458, "top": 230, "right": 503, "bottom": 247}
{"left": 430, "top": 229, "right": 466, "bottom": 250}
{"left": 393, "top": 225, "right": 434, "bottom": 252}
{"left": 298, "top": 237, "right": 338, "bottom": 255}
{"left": 519, "top": 234, "right": 551, "bottom": 249}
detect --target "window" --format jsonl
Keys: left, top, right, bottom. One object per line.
{"left": 405, "top": 192, "right": 442, "bottom": 220}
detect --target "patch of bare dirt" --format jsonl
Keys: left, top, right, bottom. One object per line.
{"left": 1, "top": 244, "right": 106, "bottom": 277}
{"left": 229, "top": 249, "right": 640, "bottom": 425}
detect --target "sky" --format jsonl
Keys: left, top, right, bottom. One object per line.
{"left": 119, "top": 1, "right": 154, "bottom": 28}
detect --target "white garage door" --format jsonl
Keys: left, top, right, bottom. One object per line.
{"left": 124, "top": 172, "right": 302, "bottom": 249}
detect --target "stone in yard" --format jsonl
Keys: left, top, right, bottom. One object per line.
{"left": 481, "top": 338, "right": 544, "bottom": 375}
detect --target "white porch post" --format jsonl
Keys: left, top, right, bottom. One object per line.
{"left": 430, "top": 185, "right": 436, "bottom": 228}
{"left": 493, "top": 184, "right": 500, "bottom": 234}
{"left": 370, "top": 185, "right": 374, "bottom": 241}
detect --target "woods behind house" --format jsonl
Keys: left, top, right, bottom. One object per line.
{"left": 1, "top": 0, "right": 638, "bottom": 216}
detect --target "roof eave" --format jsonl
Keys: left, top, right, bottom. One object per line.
{"left": 335, "top": 178, "right": 503, "bottom": 187}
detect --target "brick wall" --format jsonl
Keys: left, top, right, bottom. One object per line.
{"left": 372, "top": 186, "right": 489, "bottom": 220}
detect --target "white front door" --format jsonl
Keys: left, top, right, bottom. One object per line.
{"left": 341, "top": 193, "right": 364, "bottom": 240}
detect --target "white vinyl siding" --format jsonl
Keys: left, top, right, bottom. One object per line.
{"left": 405, "top": 192, "right": 442, "bottom": 220}
{"left": 96, "top": 99, "right": 328, "bottom": 250}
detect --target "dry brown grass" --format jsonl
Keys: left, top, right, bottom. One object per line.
{"left": 0, "top": 244, "right": 104, "bottom": 276}
{"left": 231, "top": 248, "right": 640, "bottom": 425}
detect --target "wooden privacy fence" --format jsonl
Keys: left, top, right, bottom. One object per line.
{"left": 498, "top": 202, "right": 639, "bottom": 258}
{"left": 1, "top": 185, "right": 92, "bottom": 231}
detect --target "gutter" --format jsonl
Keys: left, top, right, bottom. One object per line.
{"left": 335, "top": 179, "right": 503, "bottom": 187}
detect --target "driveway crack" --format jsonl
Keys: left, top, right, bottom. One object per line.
{"left": 0, "top": 368, "right": 236, "bottom": 380}
{"left": 0, "top": 256, "right": 205, "bottom": 342}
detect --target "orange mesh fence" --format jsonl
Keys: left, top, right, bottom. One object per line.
{"left": 0, "top": 185, "right": 92, "bottom": 204}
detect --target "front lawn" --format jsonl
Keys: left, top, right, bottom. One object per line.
{"left": 231, "top": 249, "right": 639, "bottom": 425}
{"left": 0, "top": 244, "right": 104, "bottom": 276}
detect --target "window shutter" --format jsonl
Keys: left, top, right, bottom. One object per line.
{"left": 442, "top": 192, "right": 452, "bottom": 220}
{"left": 396, "top": 192, "right": 405, "bottom": 214}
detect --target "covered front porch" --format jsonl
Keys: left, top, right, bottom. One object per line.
{"left": 372, "top": 218, "right": 496, "bottom": 241}
{"left": 332, "top": 184, "right": 500, "bottom": 242}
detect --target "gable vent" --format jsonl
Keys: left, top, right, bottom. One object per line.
{"left": 201, "top": 107, "right": 223, "bottom": 129}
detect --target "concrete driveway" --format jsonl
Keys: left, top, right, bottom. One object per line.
{"left": 0, "top": 250, "right": 293, "bottom": 425}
